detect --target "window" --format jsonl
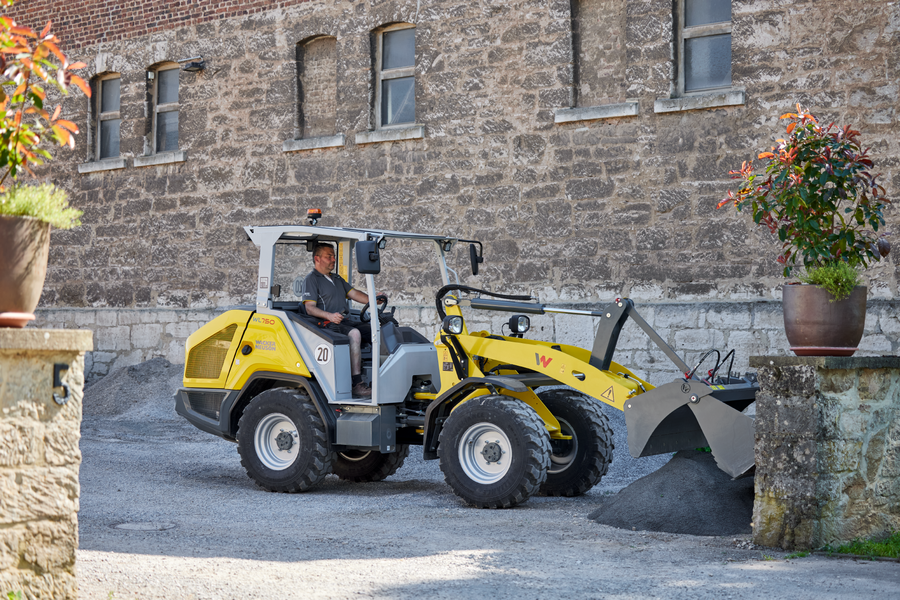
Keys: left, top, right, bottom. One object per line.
{"left": 677, "top": 0, "right": 732, "bottom": 95}
{"left": 151, "top": 64, "right": 179, "bottom": 152}
{"left": 297, "top": 36, "right": 337, "bottom": 139}
{"left": 96, "top": 75, "right": 121, "bottom": 159}
{"left": 375, "top": 25, "right": 415, "bottom": 128}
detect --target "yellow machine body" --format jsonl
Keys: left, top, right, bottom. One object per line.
{"left": 183, "top": 310, "right": 310, "bottom": 391}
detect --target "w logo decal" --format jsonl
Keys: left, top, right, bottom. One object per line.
{"left": 535, "top": 353, "right": 552, "bottom": 368}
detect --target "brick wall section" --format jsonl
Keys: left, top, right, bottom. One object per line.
{"left": 298, "top": 36, "right": 338, "bottom": 138}
{"left": 750, "top": 356, "right": 900, "bottom": 550}
{"left": 0, "top": 329, "right": 92, "bottom": 600}
{"left": 6, "top": 0, "right": 899, "bottom": 369}
{"left": 6, "top": 0, "right": 312, "bottom": 49}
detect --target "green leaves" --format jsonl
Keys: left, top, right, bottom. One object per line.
{"left": 718, "top": 105, "right": 891, "bottom": 275}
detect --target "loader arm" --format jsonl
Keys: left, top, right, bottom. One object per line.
{"left": 436, "top": 288, "right": 759, "bottom": 479}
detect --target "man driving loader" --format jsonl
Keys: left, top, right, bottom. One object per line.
{"left": 300, "top": 243, "right": 373, "bottom": 398}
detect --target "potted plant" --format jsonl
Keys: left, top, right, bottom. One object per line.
{"left": 0, "top": 3, "right": 89, "bottom": 327}
{"left": 718, "top": 105, "right": 891, "bottom": 356}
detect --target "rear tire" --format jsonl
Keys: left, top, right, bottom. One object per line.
{"left": 237, "top": 387, "right": 333, "bottom": 492}
{"left": 332, "top": 445, "right": 410, "bottom": 482}
{"left": 439, "top": 395, "right": 550, "bottom": 508}
{"left": 538, "top": 389, "right": 614, "bottom": 497}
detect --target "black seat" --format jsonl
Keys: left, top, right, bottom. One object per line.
{"left": 283, "top": 309, "right": 350, "bottom": 346}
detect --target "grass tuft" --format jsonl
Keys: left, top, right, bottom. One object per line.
{"left": 0, "top": 183, "right": 82, "bottom": 229}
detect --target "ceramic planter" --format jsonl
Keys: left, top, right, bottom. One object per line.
{"left": 782, "top": 284, "right": 867, "bottom": 356}
{"left": 0, "top": 215, "right": 51, "bottom": 327}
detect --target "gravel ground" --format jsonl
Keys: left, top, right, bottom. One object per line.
{"left": 76, "top": 360, "right": 900, "bottom": 599}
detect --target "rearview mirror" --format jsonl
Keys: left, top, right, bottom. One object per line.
{"left": 356, "top": 241, "right": 381, "bottom": 274}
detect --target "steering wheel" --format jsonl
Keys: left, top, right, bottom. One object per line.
{"left": 359, "top": 294, "right": 389, "bottom": 323}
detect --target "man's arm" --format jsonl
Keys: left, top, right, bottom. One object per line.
{"left": 347, "top": 288, "right": 370, "bottom": 305}
{"left": 304, "top": 301, "right": 345, "bottom": 324}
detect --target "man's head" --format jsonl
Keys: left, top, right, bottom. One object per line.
{"left": 312, "top": 243, "right": 336, "bottom": 275}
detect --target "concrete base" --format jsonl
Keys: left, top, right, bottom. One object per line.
{"left": 750, "top": 355, "right": 900, "bottom": 550}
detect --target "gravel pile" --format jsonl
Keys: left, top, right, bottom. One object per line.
{"left": 588, "top": 449, "right": 755, "bottom": 536}
{"left": 84, "top": 357, "right": 184, "bottom": 420}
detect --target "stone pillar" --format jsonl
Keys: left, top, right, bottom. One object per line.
{"left": 0, "top": 329, "right": 93, "bottom": 600}
{"left": 750, "top": 356, "right": 900, "bottom": 550}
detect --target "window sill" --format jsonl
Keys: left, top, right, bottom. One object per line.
{"left": 654, "top": 90, "right": 745, "bottom": 114}
{"left": 77, "top": 158, "right": 126, "bottom": 174}
{"left": 134, "top": 151, "right": 186, "bottom": 168}
{"left": 554, "top": 101, "right": 639, "bottom": 124}
{"left": 355, "top": 125, "right": 424, "bottom": 145}
{"left": 283, "top": 134, "right": 345, "bottom": 153}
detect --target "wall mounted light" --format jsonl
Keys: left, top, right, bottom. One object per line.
{"left": 177, "top": 55, "right": 205, "bottom": 72}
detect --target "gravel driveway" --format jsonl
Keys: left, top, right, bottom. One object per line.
{"left": 76, "top": 362, "right": 900, "bottom": 599}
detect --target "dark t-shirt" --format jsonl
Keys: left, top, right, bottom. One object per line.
{"left": 301, "top": 270, "right": 353, "bottom": 314}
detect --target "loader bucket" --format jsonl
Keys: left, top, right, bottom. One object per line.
{"left": 623, "top": 379, "right": 756, "bottom": 478}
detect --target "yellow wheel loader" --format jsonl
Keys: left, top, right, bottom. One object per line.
{"left": 177, "top": 213, "right": 757, "bottom": 508}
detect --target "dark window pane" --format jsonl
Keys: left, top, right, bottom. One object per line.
{"left": 383, "top": 28, "right": 415, "bottom": 70}
{"left": 685, "top": 33, "right": 731, "bottom": 91}
{"left": 157, "top": 68, "right": 179, "bottom": 104}
{"left": 99, "top": 119, "right": 120, "bottom": 159}
{"left": 685, "top": 0, "right": 731, "bottom": 27}
{"left": 100, "top": 77, "right": 120, "bottom": 113}
{"left": 156, "top": 111, "right": 178, "bottom": 152}
{"left": 381, "top": 77, "right": 415, "bottom": 126}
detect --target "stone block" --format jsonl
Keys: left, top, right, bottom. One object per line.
{"left": 0, "top": 527, "right": 22, "bottom": 570}
{"left": 131, "top": 324, "right": 163, "bottom": 349}
{"left": 44, "top": 421, "right": 82, "bottom": 467}
{"left": 858, "top": 334, "right": 892, "bottom": 354}
{"left": 702, "top": 304, "right": 752, "bottom": 329}
{"left": 116, "top": 311, "right": 143, "bottom": 325}
{"left": 22, "top": 518, "right": 77, "bottom": 572}
{"left": 166, "top": 321, "right": 201, "bottom": 339}
{"left": 673, "top": 328, "right": 725, "bottom": 351}
{"left": 0, "top": 467, "right": 79, "bottom": 523}
{"left": 0, "top": 421, "right": 38, "bottom": 466}
{"left": 96, "top": 311, "right": 118, "bottom": 327}
{"left": 653, "top": 304, "right": 698, "bottom": 329}
{"left": 95, "top": 326, "right": 131, "bottom": 351}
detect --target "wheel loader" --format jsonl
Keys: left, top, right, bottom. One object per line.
{"left": 176, "top": 212, "right": 758, "bottom": 508}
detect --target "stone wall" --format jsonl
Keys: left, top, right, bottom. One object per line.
{"left": 0, "top": 329, "right": 92, "bottom": 600}
{"left": 36, "top": 299, "right": 900, "bottom": 385}
{"left": 4, "top": 0, "right": 898, "bottom": 370}
{"left": 751, "top": 356, "right": 900, "bottom": 550}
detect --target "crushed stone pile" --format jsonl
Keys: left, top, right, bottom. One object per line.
{"left": 84, "top": 357, "right": 184, "bottom": 421}
{"left": 588, "top": 449, "right": 754, "bottom": 536}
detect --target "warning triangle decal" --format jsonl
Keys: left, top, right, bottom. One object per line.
{"left": 600, "top": 386, "right": 614, "bottom": 403}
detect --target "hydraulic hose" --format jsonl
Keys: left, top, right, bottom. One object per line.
{"left": 434, "top": 285, "right": 533, "bottom": 320}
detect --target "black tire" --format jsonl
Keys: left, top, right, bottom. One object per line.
{"left": 237, "top": 387, "right": 333, "bottom": 492}
{"left": 537, "top": 389, "right": 614, "bottom": 497}
{"left": 332, "top": 445, "right": 410, "bottom": 482}
{"left": 439, "top": 395, "right": 550, "bottom": 509}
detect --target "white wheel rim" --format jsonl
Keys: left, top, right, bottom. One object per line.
{"left": 548, "top": 417, "right": 578, "bottom": 474}
{"left": 458, "top": 422, "right": 512, "bottom": 484}
{"left": 254, "top": 413, "right": 299, "bottom": 471}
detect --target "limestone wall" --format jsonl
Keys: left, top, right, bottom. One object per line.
{"left": 0, "top": 330, "right": 92, "bottom": 600}
{"left": 751, "top": 356, "right": 900, "bottom": 550}
{"left": 36, "top": 299, "right": 900, "bottom": 385}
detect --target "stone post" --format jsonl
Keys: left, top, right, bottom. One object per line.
{"left": 0, "top": 329, "right": 93, "bottom": 600}
{"left": 750, "top": 356, "right": 900, "bottom": 550}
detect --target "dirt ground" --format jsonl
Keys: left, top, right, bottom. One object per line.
{"left": 76, "top": 361, "right": 900, "bottom": 599}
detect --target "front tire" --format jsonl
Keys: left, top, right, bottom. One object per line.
{"left": 439, "top": 395, "right": 550, "bottom": 508}
{"left": 237, "top": 387, "right": 333, "bottom": 492}
{"left": 332, "top": 445, "right": 410, "bottom": 482}
{"left": 538, "top": 389, "right": 614, "bottom": 497}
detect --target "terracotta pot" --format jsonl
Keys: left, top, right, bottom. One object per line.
{"left": 782, "top": 284, "right": 867, "bottom": 356}
{"left": 0, "top": 215, "right": 51, "bottom": 327}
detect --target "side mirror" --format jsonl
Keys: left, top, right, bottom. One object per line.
{"left": 469, "top": 243, "right": 484, "bottom": 275}
{"left": 356, "top": 241, "right": 381, "bottom": 274}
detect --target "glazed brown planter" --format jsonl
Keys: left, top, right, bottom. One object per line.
{"left": 782, "top": 283, "right": 867, "bottom": 356}
{"left": 0, "top": 215, "right": 50, "bottom": 327}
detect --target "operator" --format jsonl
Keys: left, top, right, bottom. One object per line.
{"left": 300, "top": 243, "right": 374, "bottom": 398}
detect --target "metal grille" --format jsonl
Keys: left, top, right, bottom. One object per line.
{"left": 185, "top": 324, "right": 237, "bottom": 379}
{"left": 184, "top": 391, "right": 225, "bottom": 420}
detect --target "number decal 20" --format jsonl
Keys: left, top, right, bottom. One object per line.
{"left": 314, "top": 344, "right": 331, "bottom": 365}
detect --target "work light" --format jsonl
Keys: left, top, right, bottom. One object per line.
{"left": 442, "top": 315, "right": 464, "bottom": 335}
{"left": 508, "top": 315, "right": 530, "bottom": 336}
